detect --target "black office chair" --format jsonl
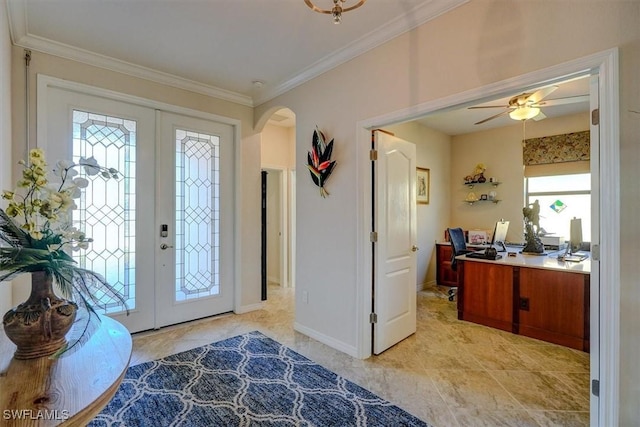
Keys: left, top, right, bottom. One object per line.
{"left": 446, "top": 227, "right": 475, "bottom": 301}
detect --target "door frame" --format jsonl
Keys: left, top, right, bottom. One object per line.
{"left": 35, "top": 74, "right": 245, "bottom": 316}
{"left": 355, "top": 48, "right": 619, "bottom": 426}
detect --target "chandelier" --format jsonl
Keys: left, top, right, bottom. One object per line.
{"left": 304, "top": 0, "right": 367, "bottom": 24}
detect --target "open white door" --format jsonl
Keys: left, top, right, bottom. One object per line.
{"left": 372, "top": 130, "right": 417, "bottom": 354}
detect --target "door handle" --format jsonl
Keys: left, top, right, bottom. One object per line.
{"left": 160, "top": 243, "right": 174, "bottom": 250}
{"left": 411, "top": 245, "right": 419, "bottom": 252}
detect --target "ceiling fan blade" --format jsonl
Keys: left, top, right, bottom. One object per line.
{"left": 527, "top": 86, "right": 559, "bottom": 104}
{"left": 468, "top": 105, "right": 510, "bottom": 109}
{"left": 532, "top": 111, "right": 547, "bottom": 121}
{"left": 534, "top": 95, "right": 590, "bottom": 107}
{"left": 474, "top": 109, "right": 511, "bottom": 125}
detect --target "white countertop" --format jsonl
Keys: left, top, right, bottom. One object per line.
{"left": 455, "top": 245, "right": 591, "bottom": 274}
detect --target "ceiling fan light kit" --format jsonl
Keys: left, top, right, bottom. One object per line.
{"left": 509, "top": 107, "right": 540, "bottom": 121}
{"left": 469, "top": 84, "right": 589, "bottom": 125}
{"left": 304, "top": 0, "right": 367, "bottom": 24}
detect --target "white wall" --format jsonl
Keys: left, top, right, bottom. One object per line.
{"left": 451, "top": 112, "right": 590, "bottom": 243}
{"left": 0, "top": 0, "right": 12, "bottom": 313}
{"left": 256, "top": 2, "right": 640, "bottom": 423}
{"left": 385, "top": 121, "right": 451, "bottom": 287}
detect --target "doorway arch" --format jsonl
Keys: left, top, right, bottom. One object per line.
{"left": 257, "top": 108, "right": 297, "bottom": 292}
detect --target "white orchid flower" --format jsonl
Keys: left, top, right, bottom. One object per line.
{"left": 72, "top": 177, "right": 89, "bottom": 189}
{"left": 48, "top": 192, "right": 64, "bottom": 210}
{"left": 53, "top": 160, "right": 72, "bottom": 177}
{"left": 80, "top": 156, "right": 101, "bottom": 176}
{"left": 69, "top": 187, "right": 82, "bottom": 199}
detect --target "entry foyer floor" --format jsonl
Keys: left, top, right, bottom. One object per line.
{"left": 130, "top": 283, "right": 590, "bottom": 426}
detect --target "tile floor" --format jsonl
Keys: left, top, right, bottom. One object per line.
{"left": 130, "top": 283, "right": 590, "bottom": 426}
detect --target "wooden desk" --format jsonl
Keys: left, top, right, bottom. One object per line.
{"left": 435, "top": 242, "right": 486, "bottom": 288}
{"left": 456, "top": 249, "right": 590, "bottom": 352}
{"left": 0, "top": 315, "right": 132, "bottom": 426}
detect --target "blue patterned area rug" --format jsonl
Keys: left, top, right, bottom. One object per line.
{"left": 89, "top": 331, "right": 430, "bottom": 427}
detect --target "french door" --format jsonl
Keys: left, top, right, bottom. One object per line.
{"left": 156, "top": 112, "right": 234, "bottom": 327}
{"left": 41, "top": 86, "right": 234, "bottom": 332}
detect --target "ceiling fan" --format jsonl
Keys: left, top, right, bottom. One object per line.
{"left": 469, "top": 86, "right": 589, "bottom": 125}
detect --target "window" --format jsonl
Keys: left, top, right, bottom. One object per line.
{"left": 525, "top": 173, "right": 591, "bottom": 242}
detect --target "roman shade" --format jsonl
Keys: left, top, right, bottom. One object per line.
{"left": 523, "top": 130, "right": 590, "bottom": 177}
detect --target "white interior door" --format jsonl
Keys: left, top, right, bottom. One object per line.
{"left": 43, "top": 88, "right": 157, "bottom": 332}
{"left": 155, "top": 112, "right": 234, "bottom": 327}
{"left": 373, "top": 130, "right": 417, "bottom": 354}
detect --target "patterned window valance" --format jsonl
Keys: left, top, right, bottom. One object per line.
{"left": 523, "top": 130, "right": 590, "bottom": 166}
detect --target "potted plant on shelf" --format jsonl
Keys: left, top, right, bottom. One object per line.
{"left": 1, "top": 148, "right": 127, "bottom": 359}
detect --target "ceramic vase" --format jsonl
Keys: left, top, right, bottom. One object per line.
{"left": 2, "top": 271, "right": 77, "bottom": 359}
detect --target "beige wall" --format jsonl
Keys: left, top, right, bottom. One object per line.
{"left": 385, "top": 121, "right": 451, "bottom": 287}
{"left": 256, "top": 1, "right": 640, "bottom": 423}
{"left": 261, "top": 123, "right": 295, "bottom": 169}
{"left": 0, "top": 0, "right": 12, "bottom": 313}
{"left": 9, "top": 49, "right": 263, "bottom": 312}
{"left": 451, "top": 112, "right": 590, "bottom": 243}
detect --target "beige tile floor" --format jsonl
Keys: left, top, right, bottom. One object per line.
{"left": 130, "top": 283, "right": 590, "bottom": 426}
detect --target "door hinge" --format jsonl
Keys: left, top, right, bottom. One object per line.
{"left": 591, "top": 108, "right": 600, "bottom": 126}
{"left": 592, "top": 379, "right": 600, "bottom": 397}
{"left": 370, "top": 313, "right": 378, "bottom": 324}
{"left": 370, "top": 231, "right": 378, "bottom": 242}
{"left": 591, "top": 244, "right": 600, "bottom": 261}
{"left": 370, "top": 149, "right": 378, "bottom": 161}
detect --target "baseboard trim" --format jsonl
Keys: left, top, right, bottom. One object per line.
{"left": 267, "top": 276, "right": 280, "bottom": 285}
{"left": 294, "top": 322, "right": 359, "bottom": 358}
{"left": 417, "top": 279, "right": 437, "bottom": 291}
{"left": 234, "top": 302, "right": 265, "bottom": 314}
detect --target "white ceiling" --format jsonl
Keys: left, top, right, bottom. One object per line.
{"left": 6, "top": 0, "right": 589, "bottom": 132}
{"left": 6, "top": 0, "right": 468, "bottom": 106}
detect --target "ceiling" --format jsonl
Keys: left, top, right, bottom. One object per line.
{"left": 5, "top": 0, "right": 589, "bottom": 132}
{"left": 6, "top": 0, "right": 468, "bottom": 106}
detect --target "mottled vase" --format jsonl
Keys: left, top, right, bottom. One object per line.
{"left": 2, "top": 271, "right": 77, "bottom": 359}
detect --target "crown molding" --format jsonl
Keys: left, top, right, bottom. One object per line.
{"left": 6, "top": 0, "right": 254, "bottom": 107}
{"left": 254, "top": 0, "right": 469, "bottom": 105}
{"left": 7, "top": 0, "right": 467, "bottom": 108}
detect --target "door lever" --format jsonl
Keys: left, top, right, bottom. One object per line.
{"left": 160, "top": 243, "right": 174, "bottom": 250}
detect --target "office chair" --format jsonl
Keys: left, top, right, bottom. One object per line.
{"left": 446, "top": 227, "right": 475, "bottom": 301}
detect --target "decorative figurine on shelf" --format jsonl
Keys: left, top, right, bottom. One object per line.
{"left": 464, "top": 163, "right": 487, "bottom": 184}
{"left": 522, "top": 199, "right": 545, "bottom": 254}
{"left": 473, "top": 163, "right": 486, "bottom": 183}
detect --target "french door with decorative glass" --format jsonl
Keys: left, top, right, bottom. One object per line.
{"left": 41, "top": 84, "right": 234, "bottom": 332}
{"left": 155, "top": 112, "right": 234, "bottom": 327}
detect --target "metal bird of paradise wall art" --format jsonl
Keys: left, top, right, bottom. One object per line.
{"left": 307, "top": 127, "right": 337, "bottom": 198}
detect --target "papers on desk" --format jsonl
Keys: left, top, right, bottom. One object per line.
{"left": 561, "top": 252, "right": 589, "bottom": 262}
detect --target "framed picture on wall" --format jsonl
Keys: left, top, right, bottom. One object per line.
{"left": 416, "top": 167, "right": 430, "bottom": 204}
